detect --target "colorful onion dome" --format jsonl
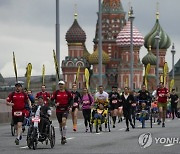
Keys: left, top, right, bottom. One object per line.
{"left": 89, "top": 48, "right": 110, "bottom": 64}
{"left": 142, "top": 46, "right": 157, "bottom": 66}
{"left": 116, "top": 21, "right": 144, "bottom": 47}
{"left": 144, "top": 12, "right": 171, "bottom": 49}
{"left": 65, "top": 14, "right": 86, "bottom": 43}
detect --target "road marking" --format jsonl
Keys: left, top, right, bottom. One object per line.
{"left": 67, "top": 137, "right": 75, "bottom": 140}
{"left": 164, "top": 144, "right": 174, "bottom": 147}
{"left": 119, "top": 128, "right": 125, "bottom": 131}
{"left": 20, "top": 146, "right": 28, "bottom": 149}
{"left": 54, "top": 127, "right": 59, "bottom": 129}
{"left": 95, "top": 133, "right": 102, "bottom": 135}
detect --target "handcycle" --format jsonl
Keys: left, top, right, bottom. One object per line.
{"left": 90, "top": 103, "right": 111, "bottom": 133}
{"left": 26, "top": 114, "right": 55, "bottom": 150}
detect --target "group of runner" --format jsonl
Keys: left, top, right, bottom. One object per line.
{"left": 6, "top": 80, "right": 179, "bottom": 145}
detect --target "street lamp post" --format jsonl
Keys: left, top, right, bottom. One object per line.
{"left": 98, "top": 0, "right": 102, "bottom": 85}
{"left": 56, "top": 0, "right": 60, "bottom": 84}
{"left": 129, "top": 7, "right": 135, "bottom": 90}
{"left": 171, "top": 43, "right": 176, "bottom": 80}
{"left": 155, "top": 32, "right": 160, "bottom": 86}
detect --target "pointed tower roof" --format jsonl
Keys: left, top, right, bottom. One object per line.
{"left": 144, "top": 10, "right": 171, "bottom": 50}
{"left": 116, "top": 21, "right": 144, "bottom": 47}
{"left": 169, "top": 59, "right": 180, "bottom": 76}
{"left": 65, "top": 14, "right": 86, "bottom": 43}
{"left": 102, "top": 0, "right": 125, "bottom": 14}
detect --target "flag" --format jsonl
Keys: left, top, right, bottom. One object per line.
{"left": 160, "top": 75, "right": 163, "bottom": 83}
{"left": 144, "top": 63, "right": 151, "bottom": 89}
{"left": 42, "top": 64, "right": 45, "bottom": 85}
{"left": 26, "top": 63, "right": 32, "bottom": 90}
{"left": 13, "top": 52, "right": 18, "bottom": 82}
{"left": 53, "top": 50, "right": 60, "bottom": 81}
{"left": 85, "top": 68, "right": 90, "bottom": 89}
{"left": 75, "top": 66, "right": 80, "bottom": 84}
{"left": 163, "top": 62, "right": 168, "bottom": 86}
{"left": 170, "top": 79, "right": 174, "bottom": 92}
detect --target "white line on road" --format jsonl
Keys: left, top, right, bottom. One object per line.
{"left": 20, "top": 146, "right": 28, "bottom": 149}
{"left": 67, "top": 137, "right": 75, "bottom": 140}
{"left": 119, "top": 128, "right": 125, "bottom": 131}
{"left": 95, "top": 133, "right": 102, "bottom": 135}
{"left": 164, "top": 144, "right": 174, "bottom": 147}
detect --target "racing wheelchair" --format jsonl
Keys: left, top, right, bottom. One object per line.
{"left": 135, "top": 100, "right": 153, "bottom": 128}
{"left": 90, "top": 102, "right": 111, "bottom": 133}
{"left": 26, "top": 114, "right": 55, "bottom": 150}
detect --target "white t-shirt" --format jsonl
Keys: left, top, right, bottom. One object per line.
{"left": 95, "top": 91, "right": 109, "bottom": 101}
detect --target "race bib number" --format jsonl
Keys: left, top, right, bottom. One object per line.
{"left": 14, "top": 111, "right": 22, "bottom": 117}
{"left": 112, "top": 100, "right": 118, "bottom": 104}
{"left": 73, "top": 102, "right": 78, "bottom": 107}
{"left": 32, "top": 117, "right": 40, "bottom": 123}
{"left": 83, "top": 101, "right": 90, "bottom": 104}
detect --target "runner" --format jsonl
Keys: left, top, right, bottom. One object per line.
{"left": 36, "top": 85, "right": 50, "bottom": 107}
{"left": 51, "top": 80, "right": 72, "bottom": 144}
{"left": 117, "top": 88, "right": 123, "bottom": 123}
{"left": 81, "top": 87, "right": 94, "bottom": 132}
{"left": 109, "top": 86, "right": 121, "bottom": 128}
{"left": 71, "top": 84, "right": 81, "bottom": 131}
{"left": 156, "top": 82, "right": 170, "bottom": 127}
{"left": 120, "top": 87, "right": 135, "bottom": 131}
{"left": 169, "top": 88, "right": 179, "bottom": 119}
{"left": 6, "top": 81, "right": 31, "bottom": 145}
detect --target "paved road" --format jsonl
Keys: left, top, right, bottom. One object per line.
{"left": 0, "top": 117, "right": 180, "bottom": 154}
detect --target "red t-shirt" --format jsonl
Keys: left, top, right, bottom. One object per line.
{"left": 51, "top": 90, "right": 72, "bottom": 113}
{"left": 6, "top": 92, "right": 28, "bottom": 113}
{"left": 157, "top": 88, "right": 169, "bottom": 103}
{"left": 36, "top": 91, "right": 50, "bottom": 106}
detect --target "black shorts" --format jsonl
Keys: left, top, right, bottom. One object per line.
{"left": 72, "top": 107, "right": 78, "bottom": 112}
{"left": 56, "top": 111, "right": 69, "bottom": 123}
{"left": 110, "top": 104, "right": 119, "bottom": 110}
{"left": 13, "top": 115, "right": 25, "bottom": 125}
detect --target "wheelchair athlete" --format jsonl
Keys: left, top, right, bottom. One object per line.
{"left": 136, "top": 100, "right": 150, "bottom": 128}
{"left": 32, "top": 95, "right": 52, "bottom": 140}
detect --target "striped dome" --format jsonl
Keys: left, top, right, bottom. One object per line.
{"left": 116, "top": 21, "right": 144, "bottom": 47}
{"left": 142, "top": 51, "right": 157, "bottom": 66}
{"left": 144, "top": 17, "right": 171, "bottom": 50}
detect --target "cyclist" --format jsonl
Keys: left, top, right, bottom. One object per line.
{"left": 51, "top": 80, "right": 72, "bottom": 144}
{"left": 109, "top": 86, "right": 121, "bottom": 128}
{"left": 121, "top": 87, "right": 135, "bottom": 131}
{"left": 6, "top": 81, "right": 31, "bottom": 145}
{"left": 36, "top": 85, "right": 50, "bottom": 107}
{"left": 156, "top": 82, "right": 170, "bottom": 127}
{"left": 70, "top": 84, "right": 81, "bottom": 131}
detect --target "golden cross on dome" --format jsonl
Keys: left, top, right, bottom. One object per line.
{"left": 156, "top": 2, "right": 159, "bottom": 20}
{"left": 74, "top": 3, "right": 78, "bottom": 19}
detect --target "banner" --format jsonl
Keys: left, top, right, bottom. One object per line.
{"left": 53, "top": 50, "right": 60, "bottom": 81}
{"left": 75, "top": 66, "right": 80, "bottom": 84}
{"left": 144, "top": 63, "right": 151, "bottom": 89}
{"left": 163, "top": 62, "right": 168, "bottom": 86}
{"left": 85, "top": 68, "right": 89, "bottom": 89}
{"left": 13, "top": 52, "right": 18, "bottom": 82}
{"left": 26, "top": 63, "right": 32, "bottom": 90}
{"left": 170, "top": 79, "right": 174, "bottom": 92}
{"left": 42, "top": 64, "right": 45, "bottom": 85}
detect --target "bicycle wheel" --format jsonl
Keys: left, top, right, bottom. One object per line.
{"left": 95, "top": 119, "right": 98, "bottom": 133}
{"left": 49, "top": 125, "right": 55, "bottom": 148}
{"left": 107, "top": 112, "right": 111, "bottom": 132}
{"left": 32, "top": 128, "right": 38, "bottom": 150}
{"left": 150, "top": 109, "right": 153, "bottom": 128}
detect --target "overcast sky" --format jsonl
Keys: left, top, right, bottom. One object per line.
{"left": 0, "top": 0, "right": 179, "bottom": 78}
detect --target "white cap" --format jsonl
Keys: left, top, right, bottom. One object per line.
{"left": 58, "top": 80, "right": 65, "bottom": 85}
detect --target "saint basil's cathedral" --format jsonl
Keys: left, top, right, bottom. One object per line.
{"left": 61, "top": 0, "right": 171, "bottom": 92}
